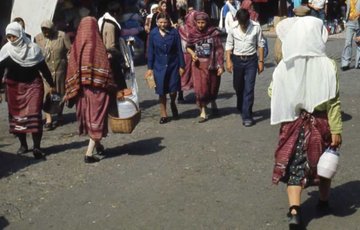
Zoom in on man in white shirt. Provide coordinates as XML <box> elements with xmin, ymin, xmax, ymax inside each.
<box><xmin>308</xmin><ymin>0</ymin><xmax>328</xmax><ymax>21</ymax></box>
<box><xmin>225</xmin><ymin>9</ymin><xmax>264</xmax><ymax>127</ymax></box>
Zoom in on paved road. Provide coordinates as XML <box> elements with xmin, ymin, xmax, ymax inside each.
<box><xmin>0</xmin><ymin>37</ymin><xmax>359</xmax><ymax>230</ymax></box>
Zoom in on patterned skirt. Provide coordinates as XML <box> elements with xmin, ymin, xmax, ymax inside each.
<box><xmin>6</xmin><ymin>78</ymin><xmax>44</xmax><ymax>134</ymax></box>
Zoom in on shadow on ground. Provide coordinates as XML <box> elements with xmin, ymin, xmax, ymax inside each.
<box><xmin>105</xmin><ymin>137</ymin><xmax>165</xmax><ymax>158</ymax></box>
<box><xmin>0</xmin><ymin>150</ymin><xmax>40</xmax><ymax>179</ymax></box>
<box><xmin>0</xmin><ymin>216</ymin><xmax>9</xmax><ymax>229</ymax></box>
<box><xmin>341</xmin><ymin>111</ymin><xmax>352</xmax><ymax>122</ymax></box>
<box><xmin>300</xmin><ymin>180</ymin><xmax>360</xmax><ymax>229</ymax></box>
<box><xmin>43</xmin><ymin>140</ymin><xmax>88</xmax><ymax>155</ymax></box>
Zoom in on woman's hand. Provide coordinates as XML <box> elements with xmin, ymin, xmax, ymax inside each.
<box><xmin>145</xmin><ymin>69</ymin><xmax>153</xmax><ymax>78</ymax></box>
<box><xmin>191</xmin><ymin>53</ymin><xmax>198</xmax><ymax>62</ymax></box>
<box><xmin>217</xmin><ymin>67</ymin><xmax>224</xmax><ymax>76</ymax></box>
<box><xmin>179</xmin><ymin>68</ymin><xmax>185</xmax><ymax>77</ymax></box>
<box><xmin>331</xmin><ymin>134</ymin><xmax>342</xmax><ymax>148</ymax></box>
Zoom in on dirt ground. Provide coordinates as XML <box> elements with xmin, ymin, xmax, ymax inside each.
<box><xmin>0</xmin><ymin>37</ymin><xmax>359</xmax><ymax>230</ymax></box>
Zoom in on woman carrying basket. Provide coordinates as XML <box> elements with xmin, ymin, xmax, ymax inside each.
<box><xmin>65</xmin><ymin>17</ymin><xmax>116</xmax><ymax>164</ymax></box>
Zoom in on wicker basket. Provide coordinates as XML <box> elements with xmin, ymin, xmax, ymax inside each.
<box><xmin>108</xmin><ymin>99</ymin><xmax>141</xmax><ymax>134</ymax></box>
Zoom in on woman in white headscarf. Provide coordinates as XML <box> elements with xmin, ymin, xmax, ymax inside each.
<box><xmin>269</xmin><ymin>16</ymin><xmax>342</xmax><ymax>228</ymax></box>
<box><xmin>0</xmin><ymin>22</ymin><xmax>56</xmax><ymax>159</ymax></box>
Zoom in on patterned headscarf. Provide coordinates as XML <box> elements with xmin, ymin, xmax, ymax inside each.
<box><xmin>186</xmin><ymin>11</ymin><xmax>220</xmax><ymax>45</ymax></box>
<box><xmin>65</xmin><ymin>17</ymin><xmax>114</xmax><ymax>100</ymax></box>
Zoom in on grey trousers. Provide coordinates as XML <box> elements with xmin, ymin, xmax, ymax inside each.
<box><xmin>341</xmin><ymin>20</ymin><xmax>360</xmax><ymax>68</ymax></box>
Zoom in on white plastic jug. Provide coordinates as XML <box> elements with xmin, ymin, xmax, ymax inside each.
<box><xmin>317</xmin><ymin>148</ymin><xmax>340</xmax><ymax>179</ymax></box>
<box><xmin>117</xmin><ymin>92</ymin><xmax>138</xmax><ymax>119</ymax></box>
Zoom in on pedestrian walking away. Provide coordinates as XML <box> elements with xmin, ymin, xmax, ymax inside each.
<box><xmin>0</xmin><ymin>22</ymin><xmax>56</xmax><ymax>159</ymax></box>
<box><xmin>185</xmin><ymin>11</ymin><xmax>224</xmax><ymax>123</ymax></box>
<box><xmin>225</xmin><ymin>9</ymin><xmax>265</xmax><ymax>127</ymax></box>
<box><xmin>146</xmin><ymin>12</ymin><xmax>185</xmax><ymax>124</ymax></box>
<box><xmin>269</xmin><ymin>16</ymin><xmax>342</xmax><ymax>229</ymax></box>
<box><xmin>65</xmin><ymin>17</ymin><xmax>116</xmax><ymax>164</ymax></box>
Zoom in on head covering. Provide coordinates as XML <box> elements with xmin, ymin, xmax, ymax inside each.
<box><xmin>65</xmin><ymin>17</ymin><xmax>114</xmax><ymax>100</ymax></box>
<box><xmin>41</xmin><ymin>19</ymin><xmax>54</xmax><ymax>30</ymax></box>
<box><xmin>241</xmin><ymin>0</ymin><xmax>259</xmax><ymax>21</ymax></box>
<box><xmin>194</xmin><ymin>11</ymin><xmax>209</xmax><ymax>21</ymax></box>
<box><xmin>186</xmin><ymin>11</ymin><xmax>220</xmax><ymax>44</ymax></box>
<box><xmin>0</xmin><ymin>22</ymin><xmax>44</xmax><ymax>67</ymax></box>
<box><xmin>147</xmin><ymin>4</ymin><xmax>159</xmax><ymax>19</ymax></box>
<box><xmin>178</xmin><ymin>9</ymin><xmax>196</xmax><ymax>41</ymax></box>
<box><xmin>271</xmin><ymin>16</ymin><xmax>337</xmax><ymax>125</ymax></box>
<box><xmin>293</xmin><ymin>5</ymin><xmax>310</xmax><ymax>16</ymax></box>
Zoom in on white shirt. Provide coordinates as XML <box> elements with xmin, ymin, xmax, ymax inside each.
<box><xmin>309</xmin><ymin>0</ymin><xmax>328</xmax><ymax>9</ymax></box>
<box><xmin>225</xmin><ymin>20</ymin><xmax>265</xmax><ymax>56</ymax></box>
<box><xmin>224</xmin><ymin>11</ymin><xmax>237</xmax><ymax>34</ymax></box>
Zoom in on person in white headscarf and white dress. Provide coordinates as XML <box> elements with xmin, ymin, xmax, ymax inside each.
<box><xmin>269</xmin><ymin>16</ymin><xmax>342</xmax><ymax>228</ymax></box>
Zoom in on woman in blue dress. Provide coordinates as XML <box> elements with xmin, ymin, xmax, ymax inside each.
<box><xmin>146</xmin><ymin>12</ymin><xmax>185</xmax><ymax>124</ymax></box>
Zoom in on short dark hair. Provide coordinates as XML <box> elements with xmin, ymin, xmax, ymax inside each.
<box><xmin>236</xmin><ymin>9</ymin><xmax>250</xmax><ymax>26</ymax></box>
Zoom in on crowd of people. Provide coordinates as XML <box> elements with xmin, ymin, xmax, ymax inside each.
<box><xmin>0</xmin><ymin>0</ymin><xmax>351</xmax><ymax>228</ymax></box>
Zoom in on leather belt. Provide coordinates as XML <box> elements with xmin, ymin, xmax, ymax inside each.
<box><xmin>233</xmin><ymin>53</ymin><xmax>257</xmax><ymax>60</ymax></box>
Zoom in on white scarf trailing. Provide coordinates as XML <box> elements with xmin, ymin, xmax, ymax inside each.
<box><xmin>271</xmin><ymin>16</ymin><xmax>337</xmax><ymax>125</ymax></box>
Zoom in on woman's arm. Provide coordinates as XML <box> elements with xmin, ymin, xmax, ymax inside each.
<box><xmin>38</xmin><ymin>60</ymin><xmax>55</xmax><ymax>88</ymax></box>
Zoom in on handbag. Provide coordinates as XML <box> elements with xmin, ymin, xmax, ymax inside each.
<box><xmin>43</xmin><ymin>93</ymin><xmax>62</xmax><ymax>114</ymax></box>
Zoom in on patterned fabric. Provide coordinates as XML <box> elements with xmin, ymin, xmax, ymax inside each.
<box><xmin>76</xmin><ymin>87</ymin><xmax>109</xmax><ymax>141</ymax></box>
<box><xmin>272</xmin><ymin>111</ymin><xmax>332</xmax><ymax>186</ymax></box>
<box><xmin>6</xmin><ymin>78</ymin><xmax>43</xmax><ymax>134</ymax></box>
<box><xmin>65</xmin><ymin>16</ymin><xmax>114</xmax><ymax>101</ymax></box>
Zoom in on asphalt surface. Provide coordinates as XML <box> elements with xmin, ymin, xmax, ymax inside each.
<box><xmin>0</xmin><ymin>36</ymin><xmax>359</xmax><ymax>230</ymax></box>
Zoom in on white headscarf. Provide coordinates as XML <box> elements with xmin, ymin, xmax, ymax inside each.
<box><xmin>147</xmin><ymin>4</ymin><xmax>159</xmax><ymax>19</ymax></box>
<box><xmin>98</xmin><ymin>12</ymin><xmax>121</xmax><ymax>32</ymax></box>
<box><xmin>0</xmin><ymin>22</ymin><xmax>44</xmax><ymax>67</ymax></box>
<box><xmin>271</xmin><ymin>16</ymin><xmax>337</xmax><ymax>125</ymax></box>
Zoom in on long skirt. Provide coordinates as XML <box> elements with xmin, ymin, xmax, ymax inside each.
<box><xmin>272</xmin><ymin>111</ymin><xmax>331</xmax><ymax>187</ymax></box>
<box><xmin>6</xmin><ymin>77</ymin><xmax>44</xmax><ymax>134</ymax></box>
<box><xmin>181</xmin><ymin>52</ymin><xmax>193</xmax><ymax>91</ymax></box>
<box><xmin>192</xmin><ymin>60</ymin><xmax>221</xmax><ymax>106</ymax></box>
<box><xmin>76</xmin><ymin>87</ymin><xmax>109</xmax><ymax>141</ymax></box>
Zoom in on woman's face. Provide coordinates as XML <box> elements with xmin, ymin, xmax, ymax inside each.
<box><xmin>157</xmin><ymin>18</ymin><xmax>169</xmax><ymax>31</ymax></box>
<box><xmin>6</xmin><ymin>34</ymin><xmax>18</xmax><ymax>42</ymax></box>
<box><xmin>196</xmin><ymin>19</ymin><xmax>207</xmax><ymax>31</ymax></box>
<box><xmin>160</xmin><ymin>3</ymin><xmax>167</xmax><ymax>12</ymax></box>
<box><xmin>152</xmin><ymin>7</ymin><xmax>158</xmax><ymax>14</ymax></box>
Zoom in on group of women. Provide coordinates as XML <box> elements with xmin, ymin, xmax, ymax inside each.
<box><xmin>146</xmin><ymin>8</ymin><xmax>224</xmax><ymax>123</ymax></box>
<box><xmin>0</xmin><ymin>4</ymin><xmax>343</xmax><ymax>229</ymax></box>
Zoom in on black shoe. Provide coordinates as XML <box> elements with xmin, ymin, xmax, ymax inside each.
<box><xmin>96</xmin><ymin>144</ymin><xmax>105</xmax><ymax>155</ymax></box>
<box><xmin>33</xmin><ymin>148</ymin><xmax>46</xmax><ymax>159</ymax></box>
<box><xmin>242</xmin><ymin>119</ymin><xmax>254</xmax><ymax>127</ymax></box>
<box><xmin>84</xmin><ymin>155</ymin><xmax>100</xmax><ymax>163</ymax></box>
<box><xmin>159</xmin><ymin>117</ymin><xmax>168</xmax><ymax>124</ymax></box>
<box><xmin>341</xmin><ymin>66</ymin><xmax>350</xmax><ymax>71</ymax></box>
<box><xmin>198</xmin><ymin>116</ymin><xmax>208</xmax><ymax>123</ymax></box>
<box><xmin>16</xmin><ymin>145</ymin><xmax>28</xmax><ymax>155</ymax></box>
<box><xmin>287</xmin><ymin>205</ymin><xmax>301</xmax><ymax>229</ymax></box>
<box><xmin>44</xmin><ymin>122</ymin><xmax>54</xmax><ymax>131</ymax></box>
